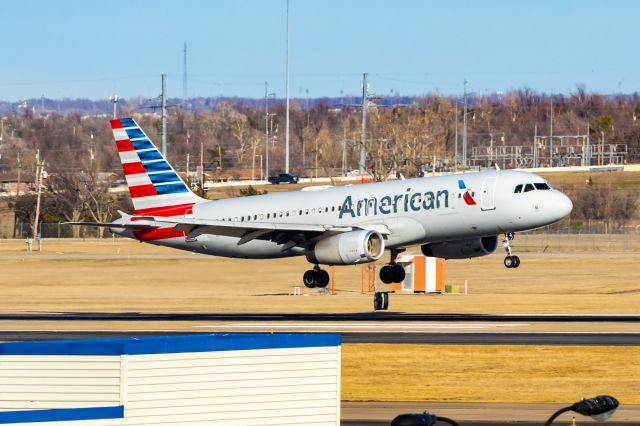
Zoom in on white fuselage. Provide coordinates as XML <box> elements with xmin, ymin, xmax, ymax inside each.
<box><xmin>115</xmin><ymin>170</ymin><xmax>572</xmax><ymax>259</ymax></box>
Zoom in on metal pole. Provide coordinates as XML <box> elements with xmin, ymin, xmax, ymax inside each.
<box><xmin>454</xmin><ymin>101</ymin><xmax>458</xmax><ymax>170</ymax></box>
<box><xmin>359</xmin><ymin>72</ymin><xmax>368</xmax><ymax>174</ymax></box>
<box><xmin>342</xmin><ymin>126</ymin><xmax>347</xmax><ymax>176</ymax></box>
<box><xmin>161</xmin><ymin>74</ymin><xmax>167</xmax><ymax>159</ymax></box>
<box><xmin>265</xmin><ymin>82</ymin><xmax>269</xmax><ymax>180</ymax></box>
<box><xmin>182</xmin><ymin>42</ymin><xmax>188</xmax><ymax>101</ymax></box>
<box><xmin>462</xmin><ymin>80</ymin><xmax>468</xmax><ymax>167</ymax></box>
<box><xmin>533</xmin><ymin>123</ymin><xmax>538</xmax><ymax>168</ymax></box>
<box><xmin>549</xmin><ymin>100</ymin><xmax>553</xmax><ymax>167</ymax></box>
<box><xmin>284</xmin><ymin>0</ymin><xmax>290</xmax><ymax>173</ymax></box>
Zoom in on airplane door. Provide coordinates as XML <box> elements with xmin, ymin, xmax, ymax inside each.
<box><xmin>480</xmin><ymin>177</ymin><xmax>497</xmax><ymax>211</ymax></box>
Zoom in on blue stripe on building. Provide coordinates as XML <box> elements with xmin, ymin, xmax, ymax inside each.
<box><xmin>143</xmin><ymin>161</ymin><xmax>172</xmax><ymax>172</ymax></box>
<box><xmin>154</xmin><ymin>183</ymin><xmax>189</xmax><ymax>195</ymax></box>
<box><xmin>119</xmin><ymin>118</ymin><xmax>136</xmax><ymax>128</ymax></box>
<box><xmin>149</xmin><ymin>172</ymin><xmax>180</xmax><ymax>184</ymax></box>
<box><xmin>125</xmin><ymin>128</ymin><xmax>145</xmax><ymax>139</ymax></box>
<box><xmin>131</xmin><ymin>139</ymin><xmax>154</xmax><ymax>150</ymax></box>
<box><xmin>0</xmin><ymin>333</ymin><xmax>341</xmax><ymax>356</ymax></box>
<box><xmin>0</xmin><ymin>406</ymin><xmax>124</xmax><ymax>424</ymax></box>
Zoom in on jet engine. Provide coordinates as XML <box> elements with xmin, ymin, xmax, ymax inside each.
<box><xmin>306</xmin><ymin>230</ymin><xmax>385</xmax><ymax>265</ymax></box>
<box><xmin>421</xmin><ymin>236</ymin><xmax>498</xmax><ymax>259</ymax></box>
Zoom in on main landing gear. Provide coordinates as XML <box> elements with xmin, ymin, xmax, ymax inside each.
<box><xmin>303</xmin><ymin>265</ymin><xmax>330</xmax><ymax>288</ymax></box>
<box><xmin>379</xmin><ymin>248</ymin><xmax>406</xmax><ymax>284</ymax></box>
<box><xmin>503</xmin><ymin>232</ymin><xmax>520</xmax><ymax>268</ymax></box>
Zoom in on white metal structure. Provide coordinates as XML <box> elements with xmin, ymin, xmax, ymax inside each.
<box><xmin>0</xmin><ymin>333</ymin><xmax>341</xmax><ymax>425</ymax></box>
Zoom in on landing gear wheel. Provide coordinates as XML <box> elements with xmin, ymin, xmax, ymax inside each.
<box><xmin>374</xmin><ymin>292</ymin><xmax>389</xmax><ymax>311</ymax></box>
<box><xmin>317</xmin><ymin>269</ymin><xmax>330</xmax><ymax>288</ymax></box>
<box><xmin>391</xmin><ymin>264</ymin><xmax>406</xmax><ymax>283</ymax></box>
<box><xmin>303</xmin><ymin>270</ymin><xmax>318</xmax><ymax>288</ymax></box>
<box><xmin>504</xmin><ymin>255</ymin><xmax>520</xmax><ymax>268</ymax></box>
<box><xmin>380</xmin><ymin>265</ymin><xmax>394</xmax><ymax>284</ymax></box>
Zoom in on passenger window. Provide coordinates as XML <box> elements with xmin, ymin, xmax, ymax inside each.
<box><xmin>260</xmin><ymin>214</ymin><xmax>264</xmax><ymax>220</ymax></box>
<box><xmin>299</xmin><ymin>209</ymin><xmax>303</xmax><ymax>215</ymax></box>
<box><xmin>524</xmin><ymin>183</ymin><xmax>535</xmax><ymax>192</ymax></box>
<box><xmin>305</xmin><ymin>209</ymin><xmax>309</xmax><ymax>215</ymax></box>
<box><xmin>331</xmin><ymin>206</ymin><xmax>335</xmax><ymax>212</ymax></box>
<box><xmin>253</xmin><ymin>215</ymin><xmax>257</xmax><ymax>220</ymax></box>
<box><xmin>325</xmin><ymin>207</ymin><xmax>329</xmax><ymax>213</ymax></box>
<box><xmin>514</xmin><ymin>184</ymin><xmax>523</xmax><ymax>193</ymax></box>
<box><xmin>286</xmin><ymin>211</ymin><xmax>290</xmax><ymax>217</ymax></box>
<box><xmin>534</xmin><ymin>183</ymin><xmax>551</xmax><ymax>190</ymax></box>
<box><xmin>266</xmin><ymin>213</ymin><xmax>270</xmax><ymax>219</ymax></box>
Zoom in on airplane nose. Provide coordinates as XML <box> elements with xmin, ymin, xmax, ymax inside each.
<box><xmin>556</xmin><ymin>191</ymin><xmax>573</xmax><ymax>218</ymax></box>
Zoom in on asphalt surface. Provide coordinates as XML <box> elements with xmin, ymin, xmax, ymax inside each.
<box><xmin>343</xmin><ymin>422</ymin><xmax>635</xmax><ymax>426</ymax></box>
<box><xmin>1</xmin><ymin>312</ymin><xmax>639</xmax><ymax>322</ymax></box>
<box><xmin>0</xmin><ymin>331</ymin><xmax>638</xmax><ymax>345</ymax></box>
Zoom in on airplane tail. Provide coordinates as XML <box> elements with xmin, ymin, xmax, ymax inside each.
<box><xmin>110</xmin><ymin>117</ymin><xmax>204</xmax><ymax>216</ymax></box>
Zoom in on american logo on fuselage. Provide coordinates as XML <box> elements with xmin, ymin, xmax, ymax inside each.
<box><xmin>339</xmin><ymin>188</ymin><xmax>450</xmax><ymax>219</ymax></box>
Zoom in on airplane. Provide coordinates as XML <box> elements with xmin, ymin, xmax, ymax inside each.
<box><xmin>70</xmin><ymin>117</ymin><xmax>573</xmax><ymax>289</ymax></box>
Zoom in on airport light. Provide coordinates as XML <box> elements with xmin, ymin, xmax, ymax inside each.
<box><xmin>544</xmin><ymin>395</ymin><xmax>619</xmax><ymax>426</ymax></box>
<box><xmin>391</xmin><ymin>411</ymin><xmax>460</xmax><ymax>426</ymax></box>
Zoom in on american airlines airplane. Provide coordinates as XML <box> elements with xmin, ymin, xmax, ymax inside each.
<box><xmin>73</xmin><ymin>118</ymin><xmax>573</xmax><ymax>289</ymax></box>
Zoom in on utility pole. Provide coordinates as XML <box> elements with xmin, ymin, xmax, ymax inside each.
<box><xmin>549</xmin><ymin>100</ymin><xmax>553</xmax><ymax>167</ymax></box>
<box><xmin>462</xmin><ymin>80</ymin><xmax>468</xmax><ymax>168</ymax></box>
<box><xmin>454</xmin><ymin>101</ymin><xmax>458</xmax><ymax>170</ymax></box>
<box><xmin>109</xmin><ymin>95</ymin><xmax>119</xmax><ymax>119</ymax></box>
<box><xmin>161</xmin><ymin>74</ymin><xmax>167</xmax><ymax>159</ymax></box>
<box><xmin>284</xmin><ymin>0</ymin><xmax>290</xmax><ymax>173</ymax></box>
<box><xmin>533</xmin><ymin>123</ymin><xmax>538</xmax><ymax>168</ymax></box>
<box><xmin>265</xmin><ymin>82</ymin><xmax>270</xmax><ymax>180</ymax></box>
<box><xmin>32</xmin><ymin>150</ymin><xmax>43</xmax><ymax>251</ymax></box>
<box><xmin>359</xmin><ymin>72</ymin><xmax>368</xmax><ymax>174</ymax></box>
<box><xmin>342</xmin><ymin>126</ymin><xmax>347</xmax><ymax>176</ymax></box>
<box><xmin>182</xmin><ymin>42</ymin><xmax>188</xmax><ymax>101</ymax></box>
<box><xmin>200</xmin><ymin>141</ymin><xmax>204</xmax><ymax>194</ymax></box>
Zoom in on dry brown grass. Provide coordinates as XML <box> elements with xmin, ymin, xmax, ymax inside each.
<box><xmin>0</xmin><ymin>238</ymin><xmax>639</xmax><ymax>313</ymax></box>
<box><xmin>342</xmin><ymin>344</ymin><xmax>640</xmax><ymax>404</ymax></box>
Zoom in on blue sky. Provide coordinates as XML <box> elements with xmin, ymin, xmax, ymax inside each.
<box><xmin>1</xmin><ymin>0</ymin><xmax>638</xmax><ymax>101</ymax></box>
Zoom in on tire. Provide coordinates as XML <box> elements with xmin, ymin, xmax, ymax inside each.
<box><xmin>317</xmin><ymin>270</ymin><xmax>330</xmax><ymax>288</ymax></box>
<box><xmin>513</xmin><ymin>256</ymin><xmax>521</xmax><ymax>268</ymax></box>
<box><xmin>379</xmin><ymin>265</ymin><xmax>393</xmax><ymax>284</ymax></box>
<box><xmin>392</xmin><ymin>264</ymin><xmax>406</xmax><ymax>283</ymax></box>
<box><xmin>303</xmin><ymin>270</ymin><xmax>318</xmax><ymax>288</ymax></box>
<box><xmin>503</xmin><ymin>256</ymin><xmax>514</xmax><ymax>268</ymax></box>
<box><xmin>374</xmin><ymin>292</ymin><xmax>388</xmax><ymax>311</ymax></box>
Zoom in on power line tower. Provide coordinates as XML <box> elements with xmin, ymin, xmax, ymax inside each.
<box><xmin>182</xmin><ymin>42</ymin><xmax>188</xmax><ymax>101</ymax></box>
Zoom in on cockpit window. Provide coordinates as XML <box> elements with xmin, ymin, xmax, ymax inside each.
<box><xmin>524</xmin><ymin>183</ymin><xmax>535</xmax><ymax>192</ymax></box>
<box><xmin>514</xmin><ymin>184</ymin><xmax>523</xmax><ymax>193</ymax></box>
<box><xmin>534</xmin><ymin>183</ymin><xmax>551</xmax><ymax>190</ymax></box>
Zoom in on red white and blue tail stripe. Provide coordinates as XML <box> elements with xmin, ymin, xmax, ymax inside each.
<box><xmin>110</xmin><ymin>118</ymin><xmax>203</xmax><ymax>216</ymax></box>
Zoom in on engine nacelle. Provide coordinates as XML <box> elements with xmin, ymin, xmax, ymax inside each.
<box><xmin>306</xmin><ymin>230</ymin><xmax>385</xmax><ymax>265</ymax></box>
<box><xmin>421</xmin><ymin>236</ymin><xmax>498</xmax><ymax>259</ymax></box>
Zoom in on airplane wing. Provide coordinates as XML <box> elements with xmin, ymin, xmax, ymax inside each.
<box><xmin>150</xmin><ymin>216</ymin><xmax>355</xmax><ymax>249</ymax></box>
<box><xmin>63</xmin><ymin>221</ymin><xmax>157</xmax><ymax>230</ymax></box>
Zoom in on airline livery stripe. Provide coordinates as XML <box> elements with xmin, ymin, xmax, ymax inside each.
<box><xmin>116</xmin><ymin>139</ymin><xmax>134</xmax><ymax>152</ymax></box>
<box><xmin>149</xmin><ymin>172</ymin><xmax>180</xmax><ymax>184</ymax></box>
<box><xmin>122</xmin><ymin>162</ymin><xmax>146</xmax><ymax>175</ymax></box>
<box><xmin>134</xmin><ymin>203</ymin><xmax>195</xmax><ymax>216</ymax></box>
<box><xmin>110</xmin><ymin>119</ymin><xmax>123</xmax><ymax>129</ymax></box>
<box><xmin>131</xmin><ymin>139</ymin><xmax>154</xmax><ymax>150</ymax></box>
<box><xmin>119</xmin><ymin>151</ymin><xmax>139</xmax><ymax>164</ymax></box>
<box><xmin>112</xmin><ymin>128</ymin><xmax>128</xmax><ymax>140</ymax></box>
<box><xmin>119</xmin><ymin>118</ymin><xmax>136</xmax><ymax>128</ymax></box>
<box><xmin>125</xmin><ymin>174</ymin><xmax>152</xmax><ymax>187</ymax></box>
<box><xmin>138</xmin><ymin>150</ymin><xmax>163</xmax><ymax>161</ymax></box>
<box><xmin>125</xmin><ymin>128</ymin><xmax>145</xmax><ymax>139</ymax></box>
<box><xmin>155</xmin><ymin>183</ymin><xmax>189</xmax><ymax>195</ymax></box>
<box><xmin>129</xmin><ymin>184</ymin><xmax>157</xmax><ymax>198</ymax></box>
<box><xmin>143</xmin><ymin>161</ymin><xmax>172</xmax><ymax>172</ymax></box>
<box><xmin>133</xmin><ymin>227</ymin><xmax>186</xmax><ymax>241</ymax></box>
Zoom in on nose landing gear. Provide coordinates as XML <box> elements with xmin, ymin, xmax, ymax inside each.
<box><xmin>503</xmin><ymin>232</ymin><xmax>520</xmax><ymax>268</ymax></box>
<box><xmin>303</xmin><ymin>265</ymin><xmax>330</xmax><ymax>288</ymax></box>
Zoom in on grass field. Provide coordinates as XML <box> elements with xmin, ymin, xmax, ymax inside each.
<box><xmin>0</xmin><ymin>237</ymin><xmax>639</xmax><ymax>313</ymax></box>
<box><xmin>342</xmin><ymin>344</ymin><xmax>640</xmax><ymax>404</ymax></box>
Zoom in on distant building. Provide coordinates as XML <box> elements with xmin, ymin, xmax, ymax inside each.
<box><xmin>0</xmin><ymin>173</ymin><xmax>35</xmax><ymax>196</ymax></box>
